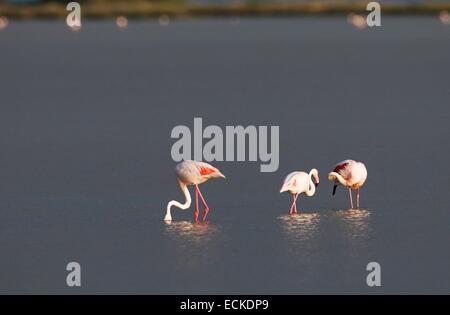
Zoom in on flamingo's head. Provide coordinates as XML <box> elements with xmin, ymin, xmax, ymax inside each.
<box><xmin>310</xmin><ymin>168</ymin><xmax>319</xmax><ymax>187</ymax></box>
<box><xmin>328</xmin><ymin>172</ymin><xmax>337</xmax><ymax>182</ymax></box>
<box><xmin>164</xmin><ymin>213</ymin><xmax>172</xmax><ymax>223</ymax></box>
<box><xmin>328</xmin><ymin>172</ymin><xmax>339</xmax><ymax>195</ymax></box>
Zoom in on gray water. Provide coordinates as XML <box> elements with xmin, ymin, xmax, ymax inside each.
<box><xmin>0</xmin><ymin>17</ymin><xmax>449</xmax><ymax>294</ymax></box>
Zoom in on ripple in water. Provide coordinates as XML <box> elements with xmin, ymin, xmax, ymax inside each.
<box><xmin>278</xmin><ymin>213</ymin><xmax>321</xmax><ymax>242</ymax></box>
<box><xmin>333</xmin><ymin>208</ymin><xmax>371</xmax><ymax>240</ymax></box>
<box><xmin>163</xmin><ymin>221</ymin><xmax>223</xmax><ymax>272</ymax></box>
<box><xmin>164</xmin><ymin>221</ymin><xmax>219</xmax><ymax>246</ymax></box>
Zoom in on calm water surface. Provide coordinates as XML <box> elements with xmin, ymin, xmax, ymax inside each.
<box><xmin>0</xmin><ymin>17</ymin><xmax>449</xmax><ymax>294</ymax></box>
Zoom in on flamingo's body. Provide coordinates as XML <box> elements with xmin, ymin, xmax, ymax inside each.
<box><xmin>164</xmin><ymin>160</ymin><xmax>225</xmax><ymax>223</ymax></box>
<box><xmin>280</xmin><ymin>169</ymin><xmax>319</xmax><ymax>214</ymax></box>
<box><xmin>328</xmin><ymin>159</ymin><xmax>367</xmax><ymax>208</ymax></box>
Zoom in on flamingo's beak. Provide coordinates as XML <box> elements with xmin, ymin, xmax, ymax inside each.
<box><xmin>332</xmin><ymin>184</ymin><xmax>337</xmax><ymax>196</ymax></box>
<box><xmin>218</xmin><ymin>172</ymin><xmax>226</xmax><ymax>179</ymax></box>
<box><xmin>313</xmin><ymin>173</ymin><xmax>320</xmax><ymax>188</ymax></box>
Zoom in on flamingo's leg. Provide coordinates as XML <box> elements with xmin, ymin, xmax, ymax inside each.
<box><xmin>294</xmin><ymin>193</ymin><xmax>299</xmax><ymax>214</ymax></box>
<box><xmin>348</xmin><ymin>188</ymin><xmax>354</xmax><ymax>209</ymax></box>
<box><xmin>196</xmin><ymin>185</ymin><xmax>210</xmax><ymax>222</ymax></box>
<box><xmin>356</xmin><ymin>188</ymin><xmax>360</xmax><ymax>208</ymax></box>
<box><xmin>194</xmin><ymin>185</ymin><xmax>199</xmax><ymax>222</ymax></box>
<box><xmin>289</xmin><ymin>194</ymin><xmax>295</xmax><ymax>215</ymax></box>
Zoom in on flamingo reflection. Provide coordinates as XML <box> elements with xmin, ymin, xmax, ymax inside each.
<box><xmin>164</xmin><ymin>220</ymin><xmax>219</xmax><ymax>244</ymax></box>
<box><xmin>279</xmin><ymin>213</ymin><xmax>321</xmax><ymax>242</ymax></box>
<box><xmin>333</xmin><ymin>208</ymin><xmax>371</xmax><ymax>240</ymax></box>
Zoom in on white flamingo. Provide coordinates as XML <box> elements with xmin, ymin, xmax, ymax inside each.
<box><xmin>164</xmin><ymin>160</ymin><xmax>225</xmax><ymax>223</ymax></box>
<box><xmin>280</xmin><ymin>169</ymin><xmax>319</xmax><ymax>215</ymax></box>
<box><xmin>328</xmin><ymin>159</ymin><xmax>367</xmax><ymax>208</ymax></box>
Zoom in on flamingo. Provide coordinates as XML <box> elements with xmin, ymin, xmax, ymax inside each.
<box><xmin>164</xmin><ymin>160</ymin><xmax>225</xmax><ymax>223</ymax></box>
<box><xmin>328</xmin><ymin>159</ymin><xmax>367</xmax><ymax>209</ymax></box>
<box><xmin>280</xmin><ymin>169</ymin><xmax>319</xmax><ymax>215</ymax></box>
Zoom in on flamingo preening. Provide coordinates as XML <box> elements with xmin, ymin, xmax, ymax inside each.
<box><xmin>280</xmin><ymin>169</ymin><xmax>319</xmax><ymax>215</ymax></box>
<box><xmin>328</xmin><ymin>159</ymin><xmax>367</xmax><ymax>209</ymax></box>
<box><xmin>164</xmin><ymin>160</ymin><xmax>225</xmax><ymax>223</ymax></box>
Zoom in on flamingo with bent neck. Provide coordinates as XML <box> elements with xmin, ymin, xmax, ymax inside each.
<box><xmin>328</xmin><ymin>159</ymin><xmax>367</xmax><ymax>209</ymax></box>
<box><xmin>164</xmin><ymin>160</ymin><xmax>225</xmax><ymax>223</ymax></box>
<box><xmin>280</xmin><ymin>169</ymin><xmax>320</xmax><ymax>215</ymax></box>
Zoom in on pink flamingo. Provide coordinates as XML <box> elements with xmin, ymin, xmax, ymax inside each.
<box><xmin>328</xmin><ymin>159</ymin><xmax>367</xmax><ymax>209</ymax></box>
<box><xmin>280</xmin><ymin>169</ymin><xmax>319</xmax><ymax>215</ymax></box>
<box><xmin>164</xmin><ymin>160</ymin><xmax>225</xmax><ymax>223</ymax></box>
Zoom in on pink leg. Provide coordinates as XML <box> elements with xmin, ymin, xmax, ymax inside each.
<box><xmin>196</xmin><ymin>185</ymin><xmax>210</xmax><ymax>222</ymax></box>
<box><xmin>348</xmin><ymin>188</ymin><xmax>354</xmax><ymax>209</ymax></box>
<box><xmin>289</xmin><ymin>195</ymin><xmax>295</xmax><ymax>215</ymax></box>
<box><xmin>194</xmin><ymin>186</ymin><xmax>199</xmax><ymax>222</ymax></box>
<box><xmin>294</xmin><ymin>193</ymin><xmax>299</xmax><ymax>214</ymax></box>
<box><xmin>356</xmin><ymin>189</ymin><xmax>360</xmax><ymax>208</ymax></box>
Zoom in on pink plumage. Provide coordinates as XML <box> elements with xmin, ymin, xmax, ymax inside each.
<box><xmin>328</xmin><ymin>159</ymin><xmax>367</xmax><ymax>209</ymax></box>
<box><xmin>164</xmin><ymin>160</ymin><xmax>225</xmax><ymax>223</ymax></box>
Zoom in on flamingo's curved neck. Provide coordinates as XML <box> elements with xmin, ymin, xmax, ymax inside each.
<box><xmin>305</xmin><ymin>175</ymin><xmax>316</xmax><ymax>197</ymax></box>
<box><xmin>329</xmin><ymin>172</ymin><xmax>348</xmax><ymax>186</ymax></box>
<box><xmin>165</xmin><ymin>180</ymin><xmax>191</xmax><ymax>221</ymax></box>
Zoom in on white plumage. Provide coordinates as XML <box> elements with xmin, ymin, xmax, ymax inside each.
<box><xmin>280</xmin><ymin>169</ymin><xmax>319</xmax><ymax>215</ymax></box>
<box><xmin>164</xmin><ymin>160</ymin><xmax>225</xmax><ymax>223</ymax></box>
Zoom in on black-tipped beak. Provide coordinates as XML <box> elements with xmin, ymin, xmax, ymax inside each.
<box><xmin>332</xmin><ymin>185</ymin><xmax>337</xmax><ymax>196</ymax></box>
<box><xmin>315</xmin><ymin>182</ymin><xmax>319</xmax><ymax>188</ymax></box>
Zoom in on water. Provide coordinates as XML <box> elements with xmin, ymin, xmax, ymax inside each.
<box><xmin>0</xmin><ymin>17</ymin><xmax>449</xmax><ymax>294</ymax></box>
